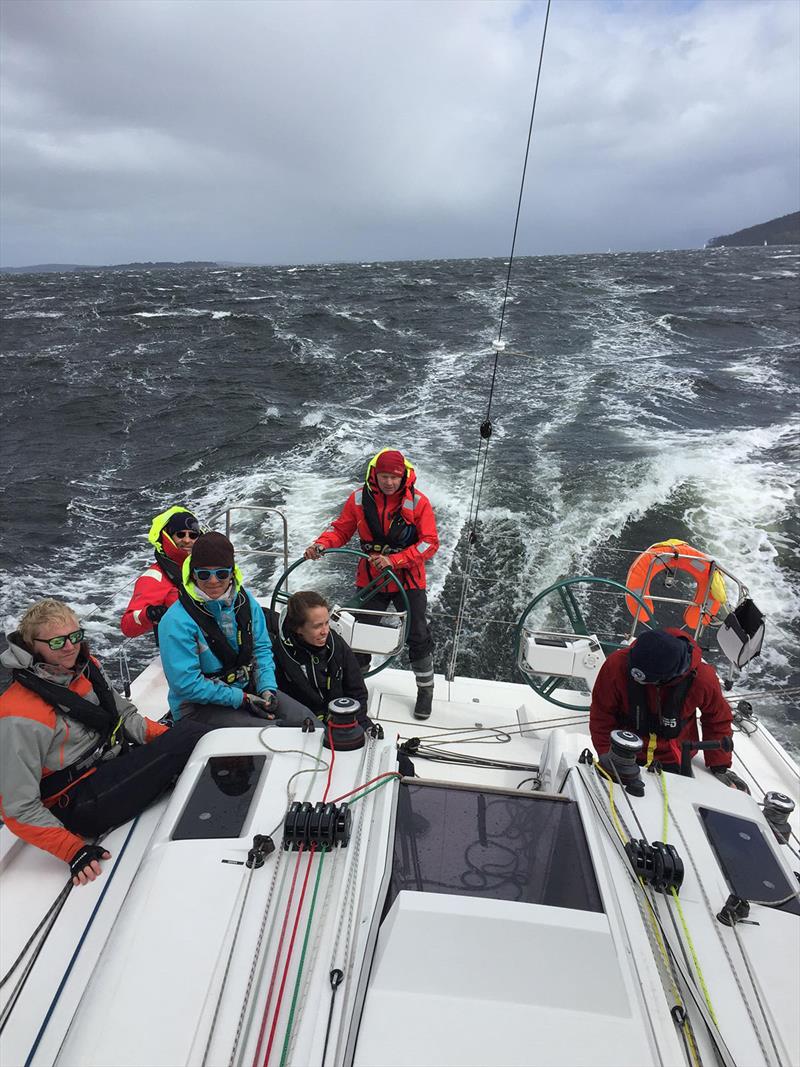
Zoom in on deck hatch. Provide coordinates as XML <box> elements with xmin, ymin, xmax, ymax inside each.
<box><xmin>386</xmin><ymin>781</ymin><xmax>603</xmax><ymax>912</ymax></box>
<box><xmin>699</xmin><ymin>807</ymin><xmax>800</xmax><ymax>916</ymax></box>
<box><xmin>172</xmin><ymin>754</ymin><xmax>266</xmax><ymax>840</ymax></box>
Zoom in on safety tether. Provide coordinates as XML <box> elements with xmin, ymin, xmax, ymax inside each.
<box><xmin>448</xmin><ymin>0</ymin><xmax>552</xmax><ymax>680</ymax></box>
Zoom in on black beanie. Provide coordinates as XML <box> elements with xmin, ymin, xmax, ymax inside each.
<box><xmin>629</xmin><ymin>629</ymin><xmax>691</xmax><ymax>684</ymax></box>
<box><xmin>164</xmin><ymin>510</ymin><xmax>200</xmax><ymax>537</ymax></box>
<box><xmin>191</xmin><ymin>532</ymin><xmax>235</xmax><ymax>570</ymax></box>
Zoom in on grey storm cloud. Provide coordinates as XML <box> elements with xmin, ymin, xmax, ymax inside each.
<box><xmin>1</xmin><ymin>0</ymin><xmax>798</xmax><ymax>266</ymax></box>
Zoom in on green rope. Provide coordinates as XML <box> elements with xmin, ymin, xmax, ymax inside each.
<box><xmin>345</xmin><ymin>775</ymin><xmax>399</xmax><ymax>807</ymax></box>
<box><xmin>279</xmin><ymin>846</ymin><xmax>328</xmax><ymax>1067</ymax></box>
<box><xmin>276</xmin><ymin>776</ymin><xmax>398</xmax><ymax>1064</ymax></box>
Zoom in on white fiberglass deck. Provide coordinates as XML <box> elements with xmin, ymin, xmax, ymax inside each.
<box><xmin>1</xmin><ymin>660</ymin><xmax>798</xmax><ymax>1067</ymax></box>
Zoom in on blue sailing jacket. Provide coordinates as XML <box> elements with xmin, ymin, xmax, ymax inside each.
<box><xmin>158</xmin><ymin>583</ymin><xmax>276</xmax><ymax>718</ymax></box>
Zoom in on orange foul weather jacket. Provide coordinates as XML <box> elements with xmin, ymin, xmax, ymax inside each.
<box><xmin>315</xmin><ymin>458</ymin><xmax>439</xmax><ymax>593</ymax></box>
<box><xmin>0</xmin><ymin>637</ymin><xmax>166</xmax><ymax>862</ymax></box>
<box><xmin>590</xmin><ymin>630</ymin><xmax>734</xmax><ymax>769</ymax></box>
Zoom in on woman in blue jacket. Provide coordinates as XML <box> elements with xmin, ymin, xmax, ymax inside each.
<box><xmin>158</xmin><ymin>532</ymin><xmax>309</xmax><ymax>727</ymax></box>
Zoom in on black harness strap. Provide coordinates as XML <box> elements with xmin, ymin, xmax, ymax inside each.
<box><xmin>177</xmin><ymin>587</ymin><xmax>254</xmax><ymax>683</ymax></box>
<box><xmin>14</xmin><ymin>659</ymin><xmax>119</xmax><ymax>739</ymax></box>
<box><xmin>14</xmin><ymin>660</ymin><xmax>124</xmax><ymax>802</ymax></box>
<box><xmin>154</xmin><ymin>547</ymin><xmax>184</xmax><ymax>588</ymax></box>
<box><xmin>624</xmin><ymin>668</ymin><xmax>697</xmax><ymax>740</ymax></box>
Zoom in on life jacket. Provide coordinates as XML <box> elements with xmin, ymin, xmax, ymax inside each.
<box><xmin>265</xmin><ymin>610</ymin><xmax>344</xmax><ymax>715</ymax></box>
<box><xmin>154</xmin><ymin>544</ymin><xmax>184</xmax><ymax>587</ymax></box>
<box><xmin>285</xmin><ymin>634</ymin><xmax>342</xmax><ymax>712</ymax></box>
<box><xmin>13</xmin><ymin>656</ymin><xmax>125</xmax><ymax>801</ymax></box>
<box><xmin>359</xmin><ymin>450</ymin><xmax>419</xmax><ymax>556</ymax></box>
<box><xmin>359</xmin><ymin>487</ymin><xmax>419</xmax><ymax>555</ymax></box>
<box><xmin>622</xmin><ymin>664</ymin><xmax>697</xmax><ymax>740</ymax></box>
<box><xmin>177</xmin><ymin>573</ymin><xmax>255</xmax><ymax>686</ymax></box>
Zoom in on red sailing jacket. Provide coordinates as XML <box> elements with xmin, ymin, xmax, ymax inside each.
<box><xmin>589</xmin><ymin>630</ymin><xmax>734</xmax><ymax>769</ymax></box>
<box><xmin>121</xmin><ymin>536</ymin><xmax>188</xmax><ymax>637</ymax></box>
<box><xmin>315</xmin><ymin>461</ymin><xmax>439</xmax><ymax>592</ymax></box>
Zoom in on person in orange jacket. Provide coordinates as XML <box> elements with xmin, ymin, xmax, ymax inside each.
<box><xmin>0</xmin><ymin>598</ymin><xmax>210</xmax><ymax>885</ymax></box>
<box><xmin>590</xmin><ymin>627</ymin><xmax>748</xmax><ymax>790</ymax></box>
<box><xmin>121</xmin><ymin>505</ymin><xmax>202</xmax><ymax>638</ymax></box>
<box><xmin>305</xmin><ymin>449</ymin><xmax>439</xmax><ymax>719</ymax></box>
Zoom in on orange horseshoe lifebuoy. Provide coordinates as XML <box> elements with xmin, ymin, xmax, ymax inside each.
<box><xmin>625</xmin><ymin>539</ymin><xmax>727</xmax><ymax>629</ymax></box>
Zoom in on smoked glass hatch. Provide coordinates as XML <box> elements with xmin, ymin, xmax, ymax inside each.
<box><xmin>699</xmin><ymin>807</ymin><xmax>800</xmax><ymax>916</ymax></box>
<box><xmin>386</xmin><ymin>782</ymin><xmax>603</xmax><ymax>913</ymax></box>
<box><xmin>172</xmin><ymin>754</ymin><xmax>267</xmax><ymax>840</ymax></box>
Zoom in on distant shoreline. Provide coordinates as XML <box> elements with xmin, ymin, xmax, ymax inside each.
<box><xmin>2</xmin><ymin>236</ymin><xmax>799</xmax><ymax>276</ymax></box>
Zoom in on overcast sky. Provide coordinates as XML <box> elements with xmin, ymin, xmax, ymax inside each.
<box><xmin>1</xmin><ymin>0</ymin><xmax>798</xmax><ymax>266</ymax></box>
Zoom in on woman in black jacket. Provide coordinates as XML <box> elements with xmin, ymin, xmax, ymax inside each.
<box><xmin>265</xmin><ymin>591</ymin><xmax>369</xmax><ymax>726</ymax></box>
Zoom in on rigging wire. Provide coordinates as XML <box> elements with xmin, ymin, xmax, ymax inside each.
<box><xmin>449</xmin><ymin>0</ymin><xmax>552</xmax><ymax>681</ymax></box>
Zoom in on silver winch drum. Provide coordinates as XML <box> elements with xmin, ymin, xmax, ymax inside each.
<box><xmin>610</xmin><ymin>729</ymin><xmax>644</xmax><ymax>756</ymax></box>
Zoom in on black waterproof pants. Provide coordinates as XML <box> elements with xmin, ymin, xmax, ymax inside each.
<box><xmin>354</xmin><ymin>587</ymin><xmax>433</xmax><ymax>665</ymax></box>
<box><xmin>56</xmin><ymin>717</ymin><xmax>212</xmax><ymax>839</ymax></box>
<box><xmin>179</xmin><ymin>691</ymin><xmax>311</xmax><ymax>729</ymax></box>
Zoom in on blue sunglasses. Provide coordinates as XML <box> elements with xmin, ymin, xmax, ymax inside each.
<box><xmin>193</xmin><ymin>567</ymin><xmax>233</xmax><ymax>581</ymax></box>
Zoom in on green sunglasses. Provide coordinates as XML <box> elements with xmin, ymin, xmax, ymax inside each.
<box><xmin>34</xmin><ymin>628</ymin><xmax>85</xmax><ymax>651</ymax></box>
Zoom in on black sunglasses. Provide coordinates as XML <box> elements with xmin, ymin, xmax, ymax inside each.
<box><xmin>173</xmin><ymin>529</ymin><xmax>200</xmax><ymax>540</ymax></box>
<box><xmin>34</xmin><ymin>628</ymin><xmax>85</xmax><ymax>651</ymax></box>
<box><xmin>193</xmin><ymin>567</ymin><xmax>233</xmax><ymax>581</ymax></box>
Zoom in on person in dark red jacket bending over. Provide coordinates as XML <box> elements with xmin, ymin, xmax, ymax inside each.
<box><xmin>121</xmin><ymin>505</ymin><xmax>201</xmax><ymax>638</ymax></box>
<box><xmin>590</xmin><ymin>627</ymin><xmax>749</xmax><ymax>791</ymax></box>
<box><xmin>304</xmin><ymin>449</ymin><xmax>439</xmax><ymax>720</ymax></box>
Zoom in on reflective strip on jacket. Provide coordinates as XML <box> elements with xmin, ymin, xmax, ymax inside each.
<box><xmin>315</xmin><ymin>460</ymin><xmax>439</xmax><ymax>591</ymax></box>
<box><xmin>121</xmin><ymin>563</ymin><xmax>181</xmax><ymax>637</ymax></box>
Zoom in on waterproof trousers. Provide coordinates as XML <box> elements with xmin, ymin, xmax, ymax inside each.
<box><xmin>56</xmin><ymin>717</ymin><xmax>212</xmax><ymax>838</ymax></box>
<box><xmin>354</xmin><ymin>588</ymin><xmax>434</xmax><ymax>680</ymax></box>
<box><xmin>180</xmin><ymin>691</ymin><xmax>311</xmax><ymax>729</ymax></box>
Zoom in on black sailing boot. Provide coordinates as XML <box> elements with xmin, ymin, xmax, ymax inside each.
<box><xmin>413</xmin><ymin>686</ymin><xmax>433</xmax><ymax>720</ymax></box>
<box><xmin>411</xmin><ymin>654</ymin><xmax>435</xmax><ymax>720</ymax></box>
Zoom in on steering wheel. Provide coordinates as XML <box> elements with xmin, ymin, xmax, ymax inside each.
<box><xmin>515</xmin><ymin>576</ymin><xmax>654</xmax><ymax>711</ymax></box>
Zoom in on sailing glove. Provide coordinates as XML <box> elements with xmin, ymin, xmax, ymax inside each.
<box><xmin>69</xmin><ymin>843</ymin><xmax>110</xmax><ymax>880</ymax></box>
<box><xmin>146</xmin><ymin>604</ymin><xmax>168</xmax><ymax>624</ymax></box>
<box><xmin>711</xmin><ymin>767</ymin><xmax>751</xmax><ymax>793</ymax></box>
<box><xmin>243</xmin><ymin>692</ymin><xmax>277</xmax><ymax>719</ymax></box>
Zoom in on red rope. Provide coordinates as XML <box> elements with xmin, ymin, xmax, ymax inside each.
<box><xmin>321</xmin><ymin>722</ymin><xmax>336</xmax><ymax>803</ymax></box>
<box><xmin>251</xmin><ymin>844</ymin><xmax>305</xmax><ymax>1067</ymax></box>
<box><xmin>261</xmin><ymin>844</ymin><xmax>317</xmax><ymax>1067</ymax></box>
<box><xmin>330</xmin><ymin>772</ymin><xmax>400</xmax><ymax>805</ymax></box>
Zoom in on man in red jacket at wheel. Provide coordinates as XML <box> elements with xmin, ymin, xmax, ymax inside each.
<box><xmin>305</xmin><ymin>449</ymin><xmax>439</xmax><ymax>720</ymax></box>
<box><xmin>590</xmin><ymin>627</ymin><xmax>749</xmax><ymax>791</ymax></box>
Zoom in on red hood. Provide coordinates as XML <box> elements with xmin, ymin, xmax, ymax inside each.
<box><xmin>366</xmin><ymin>463</ymin><xmax>416</xmax><ymax>499</ymax></box>
<box><xmin>159</xmin><ymin>533</ymin><xmax>190</xmax><ymax>565</ymax></box>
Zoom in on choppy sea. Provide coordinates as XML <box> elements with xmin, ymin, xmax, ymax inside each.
<box><xmin>1</xmin><ymin>248</ymin><xmax>798</xmax><ymax>751</ymax></box>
